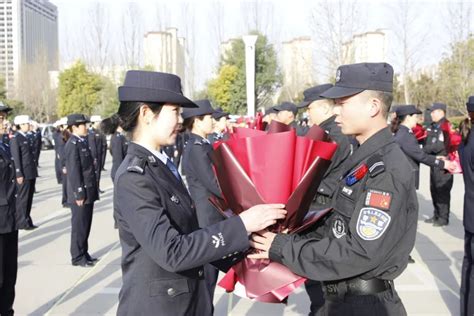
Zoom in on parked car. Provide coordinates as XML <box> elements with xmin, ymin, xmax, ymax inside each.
<box><xmin>41</xmin><ymin>124</ymin><xmax>55</xmax><ymax>150</ymax></box>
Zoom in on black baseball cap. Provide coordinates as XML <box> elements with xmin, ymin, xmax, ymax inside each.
<box><xmin>430</xmin><ymin>102</ymin><xmax>447</xmax><ymax>112</ymax></box>
<box><xmin>274</xmin><ymin>102</ymin><xmax>298</xmax><ymax>115</ymax></box>
<box><xmin>467</xmin><ymin>96</ymin><xmax>474</xmax><ymax>112</ymax></box>
<box><xmin>264</xmin><ymin>106</ymin><xmax>278</xmax><ymax>116</ymax></box>
<box><xmin>297</xmin><ymin>83</ymin><xmax>334</xmax><ymax>108</ymax></box>
<box><xmin>321</xmin><ymin>62</ymin><xmax>394</xmax><ymax>99</ymax></box>
<box><xmin>396</xmin><ymin>105</ymin><xmax>422</xmax><ymax>117</ymax></box>
<box><xmin>67</xmin><ymin>114</ymin><xmax>90</xmax><ymax>126</ymax></box>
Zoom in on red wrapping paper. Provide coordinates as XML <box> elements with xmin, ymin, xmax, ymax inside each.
<box><xmin>210</xmin><ymin>120</ymin><xmax>337</xmax><ymax>303</ymax></box>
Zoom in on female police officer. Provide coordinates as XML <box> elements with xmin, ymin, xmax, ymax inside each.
<box><xmin>392</xmin><ymin>105</ymin><xmax>456</xmax><ymax>190</ymax></box>
<box><xmin>64</xmin><ymin>114</ymin><xmax>99</xmax><ymax>267</ymax></box>
<box><xmin>181</xmin><ymin>99</ymin><xmax>225</xmax><ymax>302</ymax></box>
<box><xmin>113</xmin><ymin>70</ymin><xmax>286</xmax><ymax>316</ymax></box>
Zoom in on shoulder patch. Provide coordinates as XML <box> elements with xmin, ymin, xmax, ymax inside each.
<box><xmin>356</xmin><ymin>207</ymin><xmax>391</xmax><ymax>241</ymax></box>
<box><xmin>367</xmin><ymin>154</ymin><xmax>385</xmax><ymax>177</ymax></box>
<box><xmin>194</xmin><ymin>139</ymin><xmax>203</xmax><ymax>145</ymax></box>
<box><xmin>127</xmin><ymin>156</ymin><xmax>146</xmax><ymax>174</ymax></box>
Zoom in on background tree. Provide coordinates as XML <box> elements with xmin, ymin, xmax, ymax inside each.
<box><xmin>57</xmin><ymin>61</ymin><xmax>103</xmax><ymax>116</ymax></box>
<box><xmin>207</xmin><ymin>64</ymin><xmax>238</xmax><ymax>112</ymax></box>
<box><xmin>207</xmin><ymin>32</ymin><xmax>281</xmax><ymax>114</ymax></box>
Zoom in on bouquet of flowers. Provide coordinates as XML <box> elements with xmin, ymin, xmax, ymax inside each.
<box><xmin>210</xmin><ymin>121</ymin><xmax>338</xmax><ymax>303</ymax></box>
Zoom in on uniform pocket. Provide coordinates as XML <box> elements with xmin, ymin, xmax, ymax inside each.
<box><xmin>149</xmin><ymin>278</ymin><xmax>190</xmax><ymax>297</ymax></box>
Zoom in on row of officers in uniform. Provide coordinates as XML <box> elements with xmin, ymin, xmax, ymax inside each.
<box><xmin>0</xmin><ymin>67</ymin><xmax>473</xmax><ymax>316</ymax></box>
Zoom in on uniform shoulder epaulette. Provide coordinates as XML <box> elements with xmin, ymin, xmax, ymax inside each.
<box><xmin>127</xmin><ymin>156</ymin><xmax>146</xmax><ymax>174</ymax></box>
<box><xmin>194</xmin><ymin>139</ymin><xmax>203</xmax><ymax>145</ymax></box>
<box><xmin>367</xmin><ymin>153</ymin><xmax>385</xmax><ymax>177</ymax></box>
<box><xmin>71</xmin><ymin>138</ymin><xmax>77</xmax><ymax>145</ymax></box>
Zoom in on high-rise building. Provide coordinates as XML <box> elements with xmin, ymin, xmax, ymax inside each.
<box><xmin>143</xmin><ymin>28</ymin><xmax>186</xmax><ymax>92</ymax></box>
<box><xmin>0</xmin><ymin>0</ymin><xmax>58</xmax><ymax>94</ymax></box>
<box><xmin>280</xmin><ymin>37</ymin><xmax>314</xmax><ymax>101</ymax></box>
<box><xmin>342</xmin><ymin>29</ymin><xmax>387</xmax><ymax>64</ymax></box>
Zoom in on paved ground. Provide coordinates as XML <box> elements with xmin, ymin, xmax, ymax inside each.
<box><xmin>13</xmin><ymin>149</ymin><xmax>465</xmax><ymax>315</ymax></box>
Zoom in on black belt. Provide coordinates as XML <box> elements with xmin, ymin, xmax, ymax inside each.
<box><xmin>322</xmin><ymin>278</ymin><xmax>392</xmax><ymax>300</ymax></box>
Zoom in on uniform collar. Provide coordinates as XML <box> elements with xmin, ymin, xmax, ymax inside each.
<box><xmin>399</xmin><ymin>125</ymin><xmax>412</xmax><ymax>133</ymax></box>
<box><xmin>190</xmin><ymin>132</ymin><xmax>210</xmax><ymax>144</ymax></box>
<box><xmin>319</xmin><ymin>115</ymin><xmax>337</xmax><ymax>131</ymax></box>
<box><xmin>342</xmin><ymin>127</ymin><xmax>394</xmax><ymax>176</ymax></box>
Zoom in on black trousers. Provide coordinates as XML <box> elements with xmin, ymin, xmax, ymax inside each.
<box><xmin>429</xmin><ymin>168</ymin><xmax>453</xmax><ymax>223</ymax></box>
<box><xmin>461</xmin><ymin>231</ymin><xmax>474</xmax><ymax>316</ymax></box>
<box><xmin>305</xmin><ymin>280</ymin><xmax>325</xmax><ymax>315</ymax></box>
<box><xmin>0</xmin><ymin>231</ymin><xmax>18</xmax><ymax>316</ymax></box>
<box><xmin>15</xmin><ymin>179</ymin><xmax>35</xmax><ymax>229</ymax></box>
<box><xmin>315</xmin><ymin>287</ymin><xmax>406</xmax><ymax>316</ymax></box>
<box><xmin>70</xmin><ymin>202</ymin><xmax>94</xmax><ymax>264</ymax></box>
<box><xmin>61</xmin><ymin>173</ymin><xmax>68</xmax><ymax>205</ymax></box>
<box><xmin>54</xmin><ymin>159</ymin><xmax>62</xmax><ymax>184</ymax></box>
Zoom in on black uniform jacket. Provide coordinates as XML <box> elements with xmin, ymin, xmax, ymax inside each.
<box><xmin>460</xmin><ymin>131</ymin><xmax>474</xmax><ymax>233</ymax></box>
<box><xmin>182</xmin><ymin>133</ymin><xmax>225</xmax><ymax>228</ymax></box>
<box><xmin>87</xmin><ymin>128</ymin><xmax>103</xmax><ymax>166</ymax></box>
<box><xmin>395</xmin><ymin>125</ymin><xmax>445</xmax><ymax>189</ymax></box>
<box><xmin>10</xmin><ymin>132</ymin><xmax>37</xmax><ymax>180</ymax></box>
<box><xmin>110</xmin><ymin>132</ymin><xmax>128</xmax><ymax>180</ymax></box>
<box><xmin>53</xmin><ymin>131</ymin><xmax>66</xmax><ymax>180</ymax></box>
<box><xmin>269</xmin><ymin>127</ymin><xmax>418</xmax><ymax>282</ymax></box>
<box><xmin>114</xmin><ymin>142</ymin><xmax>250</xmax><ymax>316</ymax></box>
<box><xmin>0</xmin><ymin>142</ymin><xmax>16</xmax><ymax>233</ymax></box>
<box><xmin>424</xmin><ymin>118</ymin><xmax>450</xmax><ymax>156</ymax></box>
<box><xmin>315</xmin><ymin>115</ymin><xmax>353</xmax><ymax>199</ymax></box>
<box><xmin>64</xmin><ymin>134</ymin><xmax>98</xmax><ymax>205</ymax></box>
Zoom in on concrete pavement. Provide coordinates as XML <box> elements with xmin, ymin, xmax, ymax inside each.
<box><xmin>13</xmin><ymin>150</ymin><xmax>465</xmax><ymax>315</ymax></box>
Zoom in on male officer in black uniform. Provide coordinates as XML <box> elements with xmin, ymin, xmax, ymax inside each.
<box><xmin>250</xmin><ymin>63</ymin><xmax>418</xmax><ymax>316</ymax></box>
<box><xmin>208</xmin><ymin>107</ymin><xmax>229</xmax><ymax>145</ymax></box>
<box><xmin>274</xmin><ymin>102</ymin><xmax>307</xmax><ymax>135</ymax></box>
<box><xmin>297</xmin><ymin>83</ymin><xmax>354</xmax><ymax>314</ymax></box>
<box><xmin>10</xmin><ymin>115</ymin><xmax>38</xmax><ymax>230</ymax></box>
<box><xmin>0</xmin><ymin>103</ymin><xmax>18</xmax><ymax>316</ymax></box>
<box><xmin>65</xmin><ymin>114</ymin><xmax>99</xmax><ymax>267</ymax></box>
<box><xmin>423</xmin><ymin>102</ymin><xmax>453</xmax><ymax>226</ymax></box>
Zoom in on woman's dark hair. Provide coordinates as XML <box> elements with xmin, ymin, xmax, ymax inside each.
<box><xmin>459</xmin><ymin>116</ymin><xmax>472</xmax><ymax>145</ymax></box>
<box><xmin>101</xmin><ymin>114</ymin><xmax>121</xmax><ymax>135</ymax></box>
<box><xmin>183</xmin><ymin>115</ymin><xmax>206</xmax><ymax>131</ymax></box>
<box><xmin>390</xmin><ymin>115</ymin><xmax>407</xmax><ymax>134</ymax></box>
<box><xmin>117</xmin><ymin>101</ymin><xmax>164</xmax><ymax>134</ymax></box>
<box><xmin>62</xmin><ymin>128</ymin><xmax>71</xmax><ymax>142</ymax></box>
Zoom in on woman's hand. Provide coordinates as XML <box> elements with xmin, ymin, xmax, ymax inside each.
<box><xmin>247</xmin><ymin>231</ymin><xmax>278</xmax><ymax>259</ymax></box>
<box><xmin>239</xmin><ymin>204</ymin><xmax>286</xmax><ymax>233</ymax></box>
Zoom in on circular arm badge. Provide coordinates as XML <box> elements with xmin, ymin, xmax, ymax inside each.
<box><xmin>356</xmin><ymin>207</ymin><xmax>391</xmax><ymax>241</ymax></box>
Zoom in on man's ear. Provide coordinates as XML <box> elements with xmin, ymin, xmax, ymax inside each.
<box><xmin>368</xmin><ymin>97</ymin><xmax>382</xmax><ymax>118</ymax></box>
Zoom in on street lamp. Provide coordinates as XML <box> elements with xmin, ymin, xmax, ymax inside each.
<box><xmin>243</xmin><ymin>35</ymin><xmax>258</xmax><ymax>117</ymax></box>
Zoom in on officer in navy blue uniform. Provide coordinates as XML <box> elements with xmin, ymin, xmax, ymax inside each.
<box><xmin>297</xmin><ymin>83</ymin><xmax>354</xmax><ymax>314</ymax></box>
<box><xmin>423</xmin><ymin>102</ymin><xmax>453</xmax><ymax>226</ymax></box>
<box><xmin>393</xmin><ymin>105</ymin><xmax>455</xmax><ymax>189</ymax></box>
<box><xmin>113</xmin><ymin>70</ymin><xmax>286</xmax><ymax>316</ymax></box>
<box><xmin>460</xmin><ymin>96</ymin><xmax>474</xmax><ymax>316</ymax></box>
<box><xmin>88</xmin><ymin>116</ymin><xmax>105</xmax><ymax>193</ymax></box>
<box><xmin>53</xmin><ymin>119</ymin><xmax>68</xmax><ymax>206</ymax></box>
<box><xmin>0</xmin><ymin>103</ymin><xmax>18</xmax><ymax>316</ymax></box>
<box><xmin>250</xmin><ymin>63</ymin><xmax>418</xmax><ymax>316</ymax></box>
<box><xmin>110</xmin><ymin>128</ymin><xmax>128</xmax><ymax>182</ymax></box>
<box><xmin>181</xmin><ymin>99</ymin><xmax>227</xmax><ymax>300</ymax></box>
<box><xmin>10</xmin><ymin>115</ymin><xmax>38</xmax><ymax>230</ymax></box>
<box><xmin>208</xmin><ymin>107</ymin><xmax>229</xmax><ymax>145</ymax></box>
<box><xmin>64</xmin><ymin>114</ymin><xmax>99</xmax><ymax>267</ymax></box>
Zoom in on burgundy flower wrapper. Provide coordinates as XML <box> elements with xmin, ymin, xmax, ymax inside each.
<box><xmin>210</xmin><ymin>121</ymin><xmax>337</xmax><ymax>303</ymax></box>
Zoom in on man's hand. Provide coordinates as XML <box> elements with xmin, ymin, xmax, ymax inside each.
<box><xmin>76</xmin><ymin>199</ymin><xmax>84</xmax><ymax>206</ymax></box>
<box><xmin>62</xmin><ymin>167</ymin><xmax>67</xmax><ymax>174</ymax></box>
<box><xmin>16</xmin><ymin>176</ymin><xmax>24</xmax><ymax>185</ymax></box>
<box><xmin>248</xmin><ymin>231</ymin><xmax>277</xmax><ymax>259</ymax></box>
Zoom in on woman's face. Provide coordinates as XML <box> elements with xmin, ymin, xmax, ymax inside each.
<box><xmin>196</xmin><ymin>114</ymin><xmax>214</xmax><ymax>136</ymax></box>
<box><xmin>149</xmin><ymin>104</ymin><xmax>182</xmax><ymax>146</ymax></box>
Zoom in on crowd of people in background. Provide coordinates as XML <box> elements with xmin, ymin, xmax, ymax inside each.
<box><xmin>0</xmin><ymin>64</ymin><xmax>473</xmax><ymax>315</ymax></box>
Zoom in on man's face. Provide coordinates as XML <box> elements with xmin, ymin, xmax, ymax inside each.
<box><xmin>0</xmin><ymin>111</ymin><xmax>6</xmax><ymax>134</ymax></box>
<box><xmin>20</xmin><ymin>123</ymin><xmax>30</xmax><ymax>133</ymax></box>
<box><xmin>430</xmin><ymin>109</ymin><xmax>445</xmax><ymax>123</ymax></box>
<box><xmin>307</xmin><ymin>100</ymin><xmax>331</xmax><ymax>125</ymax></box>
<box><xmin>335</xmin><ymin>92</ymin><xmax>373</xmax><ymax>135</ymax></box>
<box><xmin>277</xmin><ymin>110</ymin><xmax>294</xmax><ymax>125</ymax></box>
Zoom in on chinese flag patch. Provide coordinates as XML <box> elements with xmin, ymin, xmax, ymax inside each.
<box><xmin>365</xmin><ymin>189</ymin><xmax>392</xmax><ymax>211</ymax></box>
